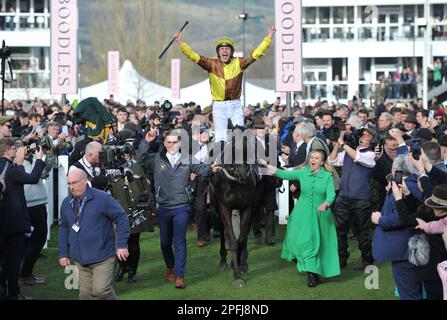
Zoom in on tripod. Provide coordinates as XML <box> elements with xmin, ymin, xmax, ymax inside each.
<box><xmin>0</xmin><ymin>40</ymin><xmax>14</xmax><ymax>116</ymax></box>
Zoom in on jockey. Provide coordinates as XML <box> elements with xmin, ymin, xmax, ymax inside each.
<box><xmin>174</xmin><ymin>26</ymin><xmax>276</xmax><ymax>162</ymax></box>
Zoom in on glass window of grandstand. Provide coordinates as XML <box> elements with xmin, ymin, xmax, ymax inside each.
<box><xmin>319</xmin><ymin>7</ymin><xmax>330</xmax><ymax>24</ymax></box>
<box><xmin>333</xmin><ymin>7</ymin><xmax>344</xmax><ymax>24</ymax></box>
<box><xmin>346</xmin><ymin>7</ymin><xmax>354</xmax><ymax>24</ymax></box>
<box><xmin>304</xmin><ymin>7</ymin><xmax>316</xmax><ymax>24</ymax></box>
<box><xmin>319</xmin><ymin>28</ymin><xmax>330</xmax><ymax>41</ymax></box>
<box><xmin>404</xmin><ymin>5</ymin><xmax>415</xmax><ymax>23</ymax></box>
<box><xmin>35</xmin><ymin>0</ymin><xmax>45</xmax><ymax>13</ymax></box>
<box><xmin>333</xmin><ymin>27</ymin><xmax>345</xmax><ymax>39</ymax></box>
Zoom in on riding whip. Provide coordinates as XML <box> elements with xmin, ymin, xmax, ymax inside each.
<box><xmin>158</xmin><ymin>21</ymin><xmax>189</xmax><ymax>59</ymax></box>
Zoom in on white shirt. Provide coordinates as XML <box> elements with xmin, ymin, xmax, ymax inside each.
<box><xmin>68</xmin><ymin>156</ymin><xmax>100</xmax><ymax>177</ymax></box>
<box><xmin>117</xmin><ymin>122</ymin><xmax>125</xmax><ymax>132</ymax></box>
<box><xmin>328</xmin><ymin>146</ymin><xmax>376</xmax><ymax>168</ymax></box>
<box><xmin>167</xmin><ymin>152</ymin><xmax>181</xmax><ymax>168</ymax></box>
<box><xmin>194</xmin><ymin>144</ymin><xmax>208</xmax><ymax>164</ymax></box>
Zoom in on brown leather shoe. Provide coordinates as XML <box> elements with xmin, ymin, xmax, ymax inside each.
<box><xmin>175</xmin><ymin>277</ymin><xmax>185</xmax><ymax>289</ymax></box>
<box><xmin>197</xmin><ymin>240</ymin><xmax>207</xmax><ymax>247</ymax></box>
<box><xmin>166</xmin><ymin>268</ymin><xmax>176</xmax><ymax>282</ymax></box>
<box><xmin>19</xmin><ymin>275</ymin><xmax>48</xmax><ymax>286</ymax></box>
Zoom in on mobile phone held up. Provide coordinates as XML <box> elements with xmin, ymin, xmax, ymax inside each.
<box><xmin>394</xmin><ymin>170</ymin><xmax>404</xmax><ymax>185</ymax></box>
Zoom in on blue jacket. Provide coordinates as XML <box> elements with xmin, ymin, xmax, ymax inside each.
<box><xmin>339</xmin><ymin>148</ymin><xmax>374</xmax><ymax>200</ymax></box>
<box><xmin>372</xmin><ymin>192</ymin><xmax>413</xmax><ymax>262</ymax></box>
<box><xmin>58</xmin><ymin>187</ymin><xmax>130</xmax><ymax>265</ymax></box>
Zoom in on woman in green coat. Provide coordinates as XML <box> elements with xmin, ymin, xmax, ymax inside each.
<box><xmin>262</xmin><ymin>149</ymin><xmax>340</xmax><ymax>287</ymax></box>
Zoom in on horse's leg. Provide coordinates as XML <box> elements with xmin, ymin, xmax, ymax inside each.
<box><xmin>217</xmin><ymin>203</ymin><xmax>243</xmax><ymax>285</ymax></box>
<box><xmin>237</xmin><ymin>206</ymin><xmax>253</xmax><ymax>276</ymax></box>
<box><xmin>217</xmin><ymin>207</ymin><xmax>228</xmax><ymax>271</ymax></box>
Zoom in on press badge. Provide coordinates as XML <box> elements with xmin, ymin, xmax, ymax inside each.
<box><xmin>72</xmin><ymin>224</ymin><xmax>80</xmax><ymax>232</ymax></box>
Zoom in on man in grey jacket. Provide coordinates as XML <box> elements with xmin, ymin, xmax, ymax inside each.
<box><xmin>20</xmin><ymin>154</ymin><xmax>52</xmax><ymax>285</ymax></box>
<box><xmin>139</xmin><ymin>129</ymin><xmax>210</xmax><ymax>289</ymax></box>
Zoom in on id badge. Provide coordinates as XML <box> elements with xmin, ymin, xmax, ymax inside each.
<box><xmin>72</xmin><ymin>223</ymin><xmax>80</xmax><ymax>233</ymax></box>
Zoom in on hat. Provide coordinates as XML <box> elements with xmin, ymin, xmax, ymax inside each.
<box><xmin>252</xmin><ymin>117</ymin><xmax>266</xmax><ymax>129</ymax></box>
<box><xmin>215</xmin><ymin>37</ymin><xmax>235</xmax><ymax>50</ymax></box>
<box><xmin>425</xmin><ymin>184</ymin><xmax>447</xmax><ymax>209</ymax></box>
<box><xmin>435</xmin><ymin>108</ymin><xmax>445</xmax><ymax>117</ymax></box>
<box><xmin>201</xmin><ymin>106</ymin><xmax>212</xmax><ymax>115</ymax></box>
<box><xmin>404</xmin><ymin>112</ymin><xmax>418</xmax><ymax>124</ymax></box>
<box><xmin>199</xmin><ymin>124</ymin><xmax>209</xmax><ymax>133</ymax></box>
<box><xmin>149</xmin><ymin>113</ymin><xmax>160</xmax><ymax>121</ymax></box>
<box><xmin>0</xmin><ymin>116</ymin><xmax>14</xmax><ymax>126</ymax></box>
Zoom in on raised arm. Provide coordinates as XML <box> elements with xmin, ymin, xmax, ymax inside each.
<box><xmin>175</xmin><ymin>32</ymin><xmax>213</xmax><ymax>71</ymax></box>
<box><xmin>240</xmin><ymin>26</ymin><xmax>276</xmax><ymax>69</ymax></box>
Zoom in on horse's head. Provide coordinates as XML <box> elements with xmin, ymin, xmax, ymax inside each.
<box><xmin>221</xmin><ymin>126</ymin><xmax>253</xmax><ymax>184</ymax></box>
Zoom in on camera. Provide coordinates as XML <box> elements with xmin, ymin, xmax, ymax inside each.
<box><xmin>99</xmin><ymin>141</ymin><xmax>136</xmax><ymax>169</ymax></box>
<box><xmin>325</xmin><ymin>125</ymin><xmax>341</xmax><ymax>142</ymax></box>
<box><xmin>99</xmin><ymin>131</ymin><xmax>137</xmax><ymax>169</ymax></box>
<box><xmin>343</xmin><ymin>128</ymin><xmax>363</xmax><ymax>149</ymax></box>
<box><xmin>394</xmin><ymin>170</ymin><xmax>403</xmax><ymax>185</ymax></box>
<box><xmin>0</xmin><ymin>41</ymin><xmax>11</xmax><ymax>60</ymax></box>
<box><xmin>410</xmin><ymin>140</ymin><xmax>422</xmax><ymax>160</ymax></box>
<box><xmin>160</xmin><ymin>100</ymin><xmax>173</xmax><ymax>113</ymax></box>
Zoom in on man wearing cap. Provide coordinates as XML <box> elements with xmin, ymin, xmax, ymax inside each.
<box><xmin>329</xmin><ymin>128</ymin><xmax>378</xmax><ymax>270</ymax></box>
<box><xmin>403</xmin><ymin>112</ymin><xmax>419</xmax><ymax>139</ymax></box>
<box><xmin>174</xmin><ymin>26</ymin><xmax>276</xmax><ymax>161</ymax></box>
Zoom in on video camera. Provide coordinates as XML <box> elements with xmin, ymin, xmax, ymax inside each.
<box><xmin>99</xmin><ymin>131</ymin><xmax>138</xmax><ymax>169</ymax></box>
<box><xmin>325</xmin><ymin>124</ymin><xmax>363</xmax><ymax>149</ymax></box>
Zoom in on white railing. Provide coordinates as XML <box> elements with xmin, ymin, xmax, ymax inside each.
<box><xmin>7</xmin><ymin>70</ymin><xmax>50</xmax><ymax>88</ymax></box>
<box><xmin>0</xmin><ymin>12</ymin><xmax>50</xmax><ymax>30</ymax></box>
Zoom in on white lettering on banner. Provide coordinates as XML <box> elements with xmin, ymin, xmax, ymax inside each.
<box><xmin>51</xmin><ymin>0</ymin><xmax>78</xmax><ymax>94</ymax></box>
<box><xmin>275</xmin><ymin>0</ymin><xmax>302</xmax><ymax>92</ymax></box>
<box><xmin>108</xmin><ymin>51</ymin><xmax>120</xmax><ymax>97</ymax></box>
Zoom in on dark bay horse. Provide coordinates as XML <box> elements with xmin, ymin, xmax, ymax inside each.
<box><xmin>210</xmin><ymin>127</ymin><xmax>258</xmax><ymax>286</ymax></box>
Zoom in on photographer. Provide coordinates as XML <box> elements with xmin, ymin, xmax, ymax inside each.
<box><xmin>0</xmin><ymin>139</ymin><xmax>45</xmax><ymax>300</ymax></box>
<box><xmin>19</xmin><ymin>147</ymin><xmax>54</xmax><ymax>286</ymax></box>
<box><xmin>329</xmin><ymin>128</ymin><xmax>378</xmax><ymax>269</ymax></box>
<box><xmin>111</xmin><ymin>151</ymin><xmax>154</xmax><ymax>284</ymax></box>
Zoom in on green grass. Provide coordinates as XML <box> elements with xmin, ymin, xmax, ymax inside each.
<box><xmin>23</xmin><ymin>225</ymin><xmax>397</xmax><ymax>300</ymax></box>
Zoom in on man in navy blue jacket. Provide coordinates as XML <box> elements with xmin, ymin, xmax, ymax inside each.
<box><xmin>58</xmin><ymin>168</ymin><xmax>130</xmax><ymax>300</ymax></box>
<box><xmin>329</xmin><ymin>128</ymin><xmax>378</xmax><ymax>270</ymax></box>
<box><xmin>0</xmin><ymin>138</ymin><xmax>45</xmax><ymax>300</ymax></box>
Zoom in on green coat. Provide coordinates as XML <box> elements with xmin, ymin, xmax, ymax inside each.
<box><xmin>276</xmin><ymin>166</ymin><xmax>340</xmax><ymax>278</ymax></box>
<box><xmin>111</xmin><ymin>161</ymin><xmax>154</xmax><ymax>234</ymax></box>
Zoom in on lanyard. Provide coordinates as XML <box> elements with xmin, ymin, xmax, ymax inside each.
<box><xmin>71</xmin><ymin>196</ymin><xmax>87</xmax><ymax>225</ymax></box>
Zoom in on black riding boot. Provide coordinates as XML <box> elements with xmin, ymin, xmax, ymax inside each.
<box><xmin>114</xmin><ymin>264</ymin><xmax>127</xmax><ymax>282</ymax></box>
